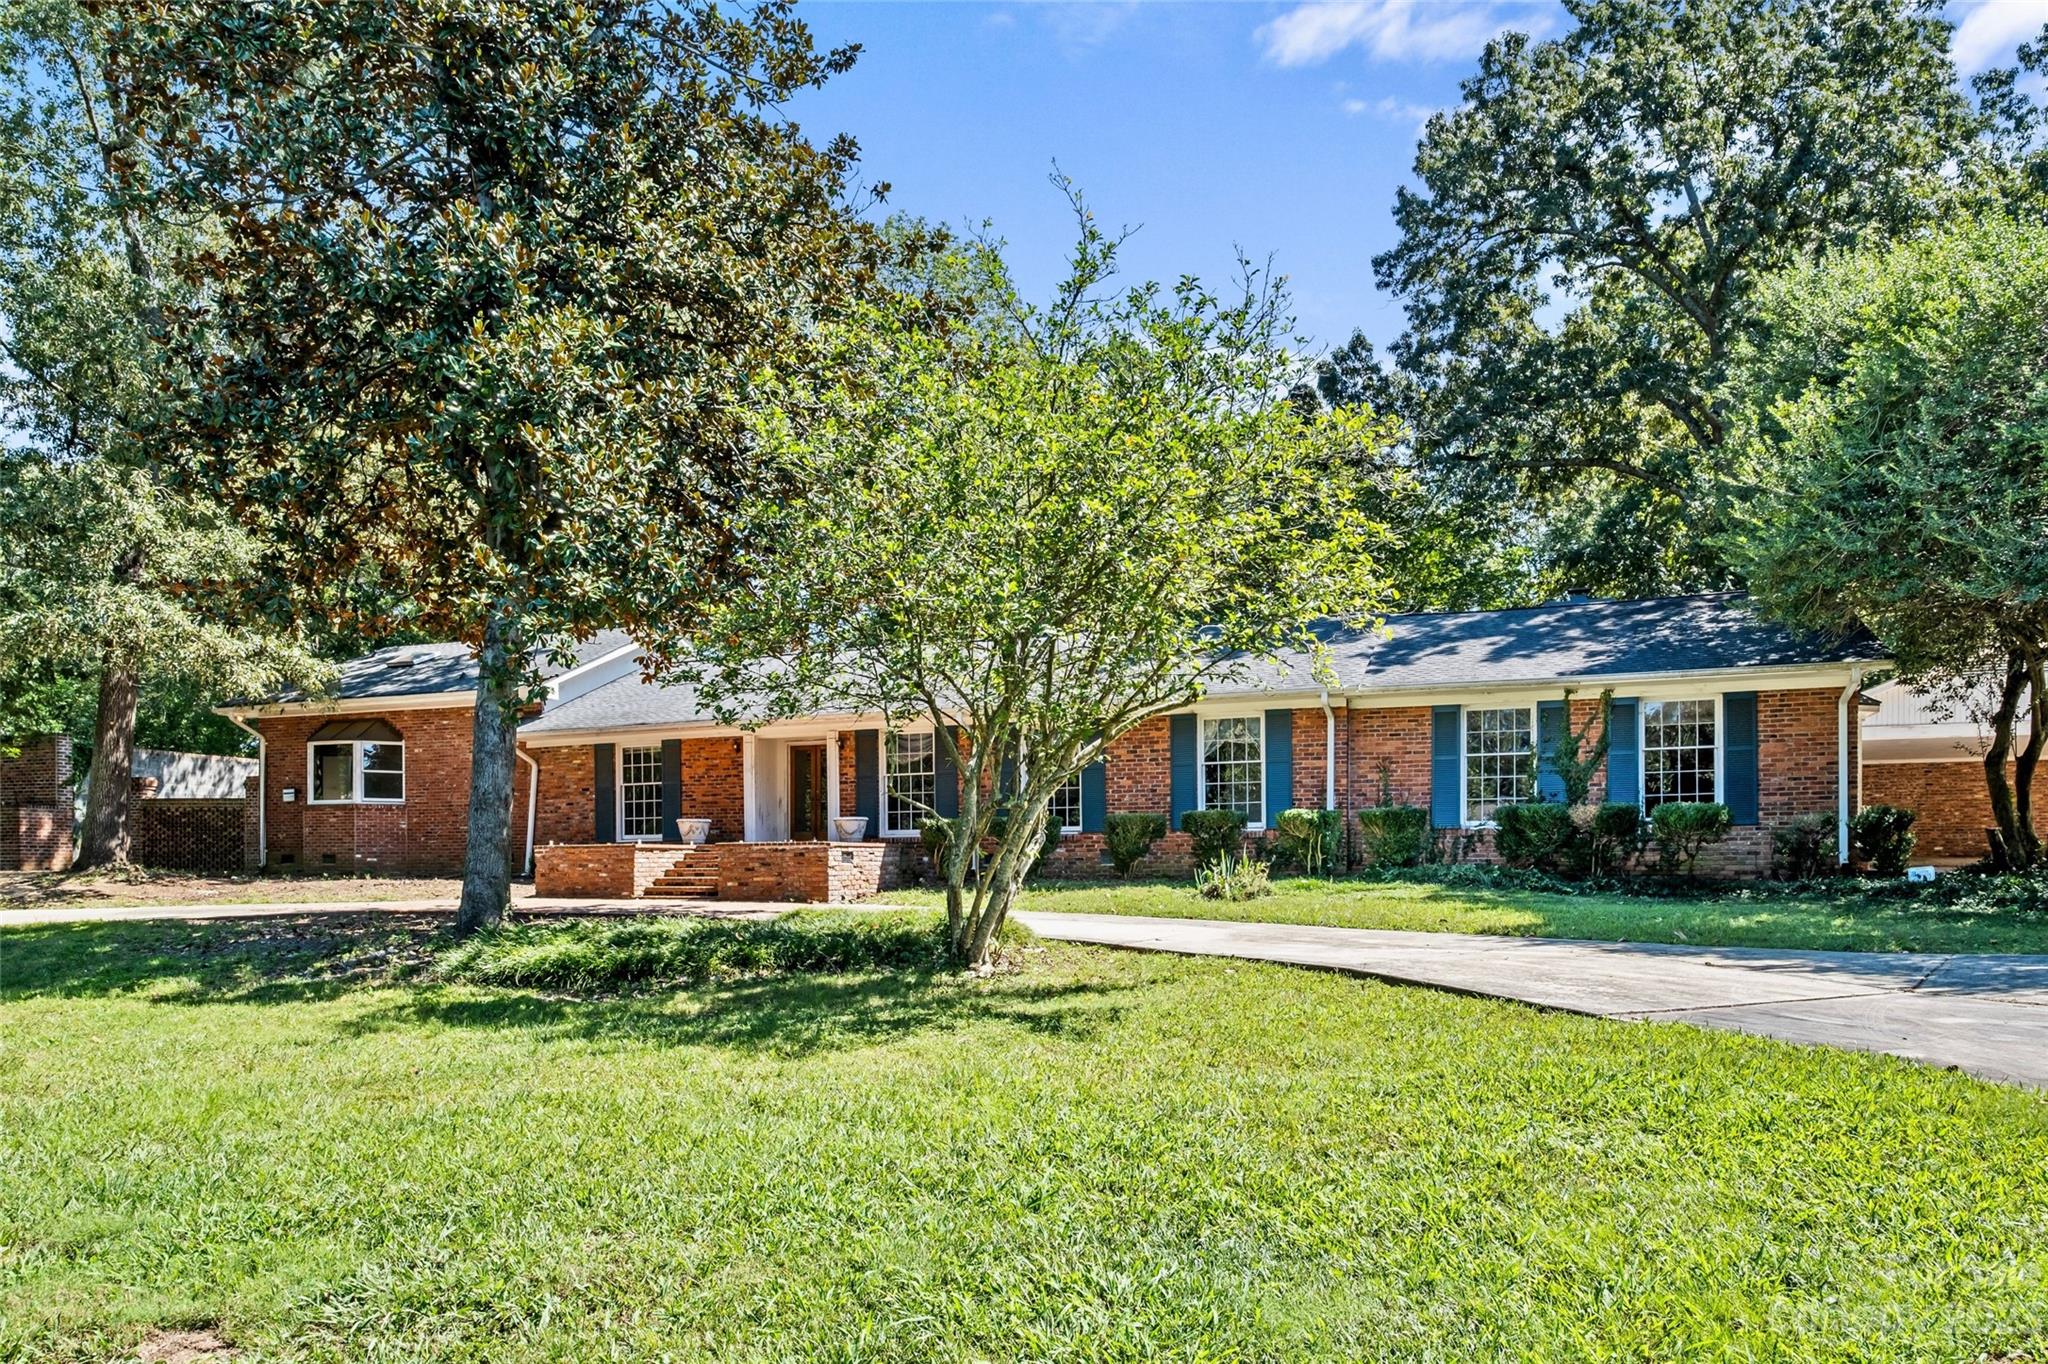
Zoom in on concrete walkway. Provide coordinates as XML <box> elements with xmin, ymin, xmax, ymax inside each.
<box><xmin>1015</xmin><ymin>912</ymin><xmax>2048</xmax><ymax>1089</ymax></box>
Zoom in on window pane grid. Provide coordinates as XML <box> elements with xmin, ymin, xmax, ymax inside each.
<box><xmin>619</xmin><ymin>745</ymin><xmax>662</xmax><ymax>839</ymax></box>
<box><xmin>886</xmin><ymin>733</ymin><xmax>936</xmax><ymax>835</ymax></box>
<box><xmin>1465</xmin><ymin>707</ymin><xmax>1533</xmax><ymax>824</ymax></box>
<box><xmin>1201</xmin><ymin>717</ymin><xmax>1263</xmax><ymax>824</ymax></box>
<box><xmin>1048</xmin><ymin>772</ymin><xmax>1083</xmax><ymax>832</ymax></box>
<box><xmin>1643</xmin><ymin>700</ymin><xmax>1716</xmax><ymax>807</ymax></box>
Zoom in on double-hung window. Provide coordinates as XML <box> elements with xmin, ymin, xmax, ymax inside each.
<box><xmin>1464</xmin><ymin>706</ymin><xmax>1533</xmax><ymax>824</ymax></box>
<box><xmin>618</xmin><ymin>744</ymin><xmax>663</xmax><ymax>840</ymax></box>
<box><xmin>1642</xmin><ymin>699</ymin><xmax>1717</xmax><ymax>808</ymax></box>
<box><xmin>1048</xmin><ymin>770</ymin><xmax>1084</xmax><ymax>834</ymax></box>
<box><xmin>307</xmin><ymin>719</ymin><xmax>405</xmax><ymax>804</ymax></box>
<box><xmin>884</xmin><ymin>732</ymin><xmax>936</xmax><ymax>836</ymax></box>
<box><xmin>1200</xmin><ymin>716</ymin><xmax>1264</xmax><ymax>826</ymax></box>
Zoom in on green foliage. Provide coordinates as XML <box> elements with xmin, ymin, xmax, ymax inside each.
<box><xmin>1728</xmin><ymin>212</ymin><xmax>2048</xmax><ymax>869</ymax></box>
<box><xmin>1103</xmin><ymin>812</ymin><xmax>1167</xmax><ymax>877</ymax></box>
<box><xmin>1651</xmin><ymin>802</ymin><xmax>1733</xmax><ymax>875</ymax></box>
<box><xmin>1179</xmin><ymin>809</ymin><xmax>1249</xmax><ymax>871</ymax></box>
<box><xmin>1547</xmin><ymin>691</ymin><xmax>1613</xmax><ymax>807</ymax></box>
<box><xmin>1584</xmin><ymin>802</ymin><xmax>1648</xmax><ymax>877</ymax></box>
<box><xmin>1273</xmin><ymin>808</ymin><xmax>1343</xmax><ymax>877</ymax></box>
<box><xmin>1354</xmin><ymin>805</ymin><xmax>1428</xmax><ymax>869</ymax></box>
<box><xmin>1194</xmin><ymin>852</ymin><xmax>1272</xmax><ymax>902</ymax></box>
<box><xmin>675</xmin><ymin>191</ymin><xmax>1393</xmax><ymax>963</ymax></box>
<box><xmin>1493</xmin><ymin>801</ymin><xmax>1580</xmax><ymax>873</ymax></box>
<box><xmin>430</xmin><ymin>910</ymin><xmax>1031</xmax><ymax>992</ymax></box>
<box><xmin>1851</xmin><ymin>805</ymin><xmax>1920</xmax><ymax>877</ymax></box>
<box><xmin>1771</xmin><ymin>812</ymin><xmax>1840</xmax><ymax>881</ymax></box>
<box><xmin>1360</xmin><ymin>0</ymin><xmax>2013</xmax><ymax>596</ymax></box>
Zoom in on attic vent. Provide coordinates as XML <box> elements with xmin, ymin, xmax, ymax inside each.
<box><xmin>384</xmin><ymin>653</ymin><xmax>417</xmax><ymax>669</ymax></box>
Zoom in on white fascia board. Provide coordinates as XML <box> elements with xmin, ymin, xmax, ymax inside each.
<box><xmin>544</xmin><ymin>644</ymin><xmax>643</xmax><ymax>703</ymax></box>
<box><xmin>1340</xmin><ymin>663</ymin><xmax>1882</xmax><ymax>709</ymax></box>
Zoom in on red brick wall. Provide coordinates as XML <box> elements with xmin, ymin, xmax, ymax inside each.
<box><xmin>1866</xmin><ymin>760</ymin><xmax>2040</xmax><ymax>863</ymax></box>
<box><xmin>530</xmin><ymin>737</ymin><xmax>744</xmax><ymax>850</ymax></box>
<box><xmin>255</xmin><ymin>707</ymin><xmax>500</xmax><ymax>876</ymax></box>
<box><xmin>131</xmin><ymin>798</ymin><xmax>246</xmax><ymax>873</ymax></box>
<box><xmin>0</xmin><ymin>735</ymin><xmax>74</xmax><ymax>871</ymax></box>
<box><xmin>682</xmin><ymin>738</ymin><xmax>744</xmax><ymax>841</ymax></box>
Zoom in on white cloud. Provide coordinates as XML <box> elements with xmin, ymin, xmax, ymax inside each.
<box><xmin>1259</xmin><ymin>0</ymin><xmax>1555</xmax><ymax>67</ymax></box>
<box><xmin>1341</xmin><ymin>96</ymin><xmax>1370</xmax><ymax>113</ymax></box>
<box><xmin>1949</xmin><ymin>0</ymin><xmax>2045</xmax><ymax>74</ymax></box>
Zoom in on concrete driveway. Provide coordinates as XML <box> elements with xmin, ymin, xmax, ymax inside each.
<box><xmin>1016</xmin><ymin>912</ymin><xmax>2048</xmax><ymax>1089</ymax></box>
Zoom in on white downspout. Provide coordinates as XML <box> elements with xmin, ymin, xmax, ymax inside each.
<box><xmin>516</xmin><ymin>748</ymin><xmax>539</xmax><ymax>875</ymax></box>
<box><xmin>1319</xmin><ymin>687</ymin><xmax>1337</xmax><ymax>809</ymax></box>
<box><xmin>1838</xmin><ymin>668</ymin><xmax>1863</xmax><ymax>866</ymax></box>
<box><xmin>223</xmin><ymin>712</ymin><xmax>266</xmax><ymax>869</ymax></box>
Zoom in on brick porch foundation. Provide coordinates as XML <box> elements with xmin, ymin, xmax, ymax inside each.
<box><xmin>534</xmin><ymin>840</ymin><xmax>905</xmax><ymax>903</ymax></box>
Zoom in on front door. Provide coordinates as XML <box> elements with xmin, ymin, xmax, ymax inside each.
<box><xmin>789</xmin><ymin>745</ymin><xmax>827</xmax><ymax>840</ymax></box>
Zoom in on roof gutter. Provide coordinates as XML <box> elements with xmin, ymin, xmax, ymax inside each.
<box><xmin>1319</xmin><ymin>687</ymin><xmax>1337</xmax><ymax>809</ymax></box>
<box><xmin>1838</xmin><ymin>667</ymin><xmax>1864</xmax><ymax>866</ymax></box>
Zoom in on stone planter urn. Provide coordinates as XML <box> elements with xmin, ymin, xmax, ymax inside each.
<box><xmin>675</xmin><ymin>818</ymin><xmax>712</xmax><ymax>845</ymax></box>
<box><xmin>832</xmin><ymin>816</ymin><xmax>869</xmax><ymax>842</ymax></box>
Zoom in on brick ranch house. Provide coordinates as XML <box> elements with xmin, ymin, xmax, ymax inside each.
<box><xmin>212</xmin><ymin>591</ymin><xmax>2009</xmax><ymax>900</ymax></box>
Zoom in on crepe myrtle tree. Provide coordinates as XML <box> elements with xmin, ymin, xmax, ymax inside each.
<box><xmin>111</xmin><ymin>0</ymin><xmax>892</xmax><ymax>928</ymax></box>
<box><xmin>667</xmin><ymin>201</ymin><xmax>1401</xmax><ymax>966</ymax></box>
<box><xmin>1726</xmin><ymin>213</ymin><xmax>2048</xmax><ymax>870</ymax></box>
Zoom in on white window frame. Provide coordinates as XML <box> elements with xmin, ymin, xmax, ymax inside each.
<box><xmin>1638</xmin><ymin>697</ymin><xmax>1723</xmax><ymax>811</ymax></box>
<box><xmin>1197</xmin><ymin>711</ymin><xmax>1266</xmax><ymax>832</ymax></box>
<box><xmin>616</xmin><ymin>744</ymin><xmax>664</xmax><ymax>842</ymax></box>
<box><xmin>1048</xmin><ymin>769</ymin><xmax>1084</xmax><ymax>836</ymax></box>
<box><xmin>881</xmin><ymin>729</ymin><xmax>937</xmax><ymax>838</ymax></box>
<box><xmin>1459</xmin><ymin>704</ymin><xmax>1535</xmax><ymax>828</ymax></box>
<box><xmin>305</xmin><ymin>739</ymin><xmax>405</xmax><ymax>806</ymax></box>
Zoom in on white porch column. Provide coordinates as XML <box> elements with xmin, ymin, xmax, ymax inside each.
<box><xmin>741</xmin><ymin>733</ymin><xmax>759</xmax><ymax>842</ymax></box>
<box><xmin>825</xmin><ymin>730</ymin><xmax>842</xmax><ymax>837</ymax></box>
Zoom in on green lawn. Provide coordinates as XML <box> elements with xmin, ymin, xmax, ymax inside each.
<box><xmin>4</xmin><ymin>915</ymin><xmax>2046</xmax><ymax>1361</ymax></box>
<box><xmin>879</xmin><ymin>875</ymin><xmax>2048</xmax><ymax>954</ymax></box>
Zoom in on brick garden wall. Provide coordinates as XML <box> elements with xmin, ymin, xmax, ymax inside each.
<box><xmin>1866</xmin><ymin>760</ymin><xmax>2039</xmax><ymax>864</ymax></box>
<box><xmin>0</xmin><ymin>734</ymin><xmax>73</xmax><ymax>871</ymax></box>
<box><xmin>130</xmin><ymin>798</ymin><xmax>246</xmax><ymax>873</ymax></box>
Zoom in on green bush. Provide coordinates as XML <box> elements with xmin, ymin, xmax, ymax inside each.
<box><xmin>1195</xmin><ymin>852</ymin><xmax>1271</xmax><ymax>901</ymax></box>
<box><xmin>1494</xmin><ymin>801</ymin><xmax>1579</xmax><ymax>872</ymax></box>
<box><xmin>1651</xmin><ymin>801</ymin><xmax>1733</xmax><ymax>874</ymax></box>
<box><xmin>1851</xmin><ymin>804</ymin><xmax>1919</xmax><ymax>876</ymax></box>
<box><xmin>1273</xmin><ymin>807</ymin><xmax>1344</xmax><ymax>876</ymax></box>
<box><xmin>1355</xmin><ymin>805</ymin><xmax>1428</xmax><ymax>869</ymax></box>
<box><xmin>1586</xmin><ymin>802</ymin><xmax>1647</xmax><ymax>875</ymax></box>
<box><xmin>430</xmin><ymin>910</ymin><xmax>1026</xmax><ymax>992</ymax></box>
<box><xmin>1103</xmin><ymin>812</ymin><xmax>1167</xmax><ymax>876</ymax></box>
<box><xmin>1179</xmin><ymin>808</ymin><xmax>1248</xmax><ymax>870</ymax></box>
<box><xmin>1773</xmin><ymin>811</ymin><xmax>1838</xmax><ymax>879</ymax></box>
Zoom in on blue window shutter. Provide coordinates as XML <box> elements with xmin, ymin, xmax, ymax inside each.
<box><xmin>1082</xmin><ymin>760</ymin><xmax>1107</xmax><ymax>833</ymax></box>
<box><xmin>1606</xmin><ymin>698</ymin><xmax>1639</xmax><ymax>806</ymax></box>
<box><xmin>1536</xmin><ymin>700</ymin><xmax>1566</xmax><ymax>802</ymax></box>
<box><xmin>1264</xmin><ymin>708</ymin><xmax>1293</xmax><ymax>825</ymax></box>
<box><xmin>1430</xmin><ymin>706</ymin><xmax>1462</xmax><ymax>829</ymax></box>
<box><xmin>854</xmin><ymin>729</ymin><xmax>879</xmax><ymax>832</ymax></box>
<box><xmin>1723</xmin><ymin>692</ymin><xmax>1759</xmax><ymax>825</ymax></box>
<box><xmin>1169</xmin><ymin>714</ymin><xmax>1197</xmax><ymax>829</ymax></box>
<box><xmin>659</xmin><ymin>738</ymin><xmax>682</xmax><ymax>841</ymax></box>
<box><xmin>998</xmin><ymin>757</ymin><xmax>1017</xmax><ymax>800</ymax></box>
<box><xmin>593</xmin><ymin>743</ymin><xmax>616</xmax><ymax>843</ymax></box>
<box><xmin>934</xmin><ymin>730</ymin><xmax>960</xmax><ymax>819</ymax></box>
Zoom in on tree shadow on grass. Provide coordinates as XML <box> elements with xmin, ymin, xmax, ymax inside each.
<box><xmin>0</xmin><ymin>916</ymin><xmax>1135</xmax><ymax>1060</ymax></box>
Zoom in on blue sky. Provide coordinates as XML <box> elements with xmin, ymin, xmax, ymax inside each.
<box><xmin>792</xmin><ymin>0</ymin><xmax>2043</xmax><ymax>354</ymax></box>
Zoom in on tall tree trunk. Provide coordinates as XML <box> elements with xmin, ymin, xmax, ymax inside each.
<box><xmin>1983</xmin><ymin>655</ymin><xmax>2029</xmax><ymax>872</ymax></box>
<box><xmin>2014</xmin><ymin>655</ymin><xmax>2046</xmax><ymax>869</ymax></box>
<box><xmin>73</xmin><ymin>655</ymin><xmax>141</xmax><ymax>871</ymax></box>
<box><xmin>457</xmin><ymin>613</ymin><xmax>522</xmax><ymax>934</ymax></box>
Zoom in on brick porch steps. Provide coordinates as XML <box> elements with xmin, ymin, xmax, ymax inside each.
<box><xmin>644</xmin><ymin>848</ymin><xmax>720</xmax><ymax>899</ymax></box>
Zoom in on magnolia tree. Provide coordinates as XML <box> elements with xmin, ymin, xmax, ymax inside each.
<box><xmin>671</xmin><ymin>204</ymin><xmax>1399</xmax><ymax>966</ymax></box>
<box><xmin>114</xmin><ymin>0</ymin><xmax>890</xmax><ymax>927</ymax></box>
<box><xmin>1727</xmin><ymin>213</ymin><xmax>2048</xmax><ymax>869</ymax></box>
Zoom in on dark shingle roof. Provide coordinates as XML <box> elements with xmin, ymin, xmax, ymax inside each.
<box><xmin>511</xmin><ymin>594</ymin><xmax>1882</xmax><ymax>737</ymax></box>
<box><xmin>246</xmin><ymin>630</ymin><xmax>634</xmax><ymax>706</ymax></box>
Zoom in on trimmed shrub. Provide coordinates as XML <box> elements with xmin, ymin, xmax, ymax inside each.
<box><xmin>1179</xmin><ymin>808</ymin><xmax>1248</xmax><ymax>870</ymax></box>
<box><xmin>1195</xmin><ymin>852</ymin><xmax>1271</xmax><ymax>901</ymax></box>
<box><xmin>1274</xmin><ymin>807</ymin><xmax>1344</xmax><ymax>876</ymax></box>
<box><xmin>1494</xmin><ymin>800</ymin><xmax>1578</xmax><ymax>872</ymax></box>
<box><xmin>1584</xmin><ymin>801</ymin><xmax>1647</xmax><ymax>876</ymax></box>
<box><xmin>1774</xmin><ymin>811</ymin><xmax>1838</xmax><ymax>879</ymax></box>
<box><xmin>1355</xmin><ymin>805</ymin><xmax>1428</xmax><ymax>869</ymax></box>
<box><xmin>1651</xmin><ymin>801</ymin><xmax>1732</xmax><ymax>874</ymax></box>
<box><xmin>1103</xmin><ymin>812</ymin><xmax>1167</xmax><ymax>876</ymax></box>
<box><xmin>1851</xmin><ymin>804</ymin><xmax>1919</xmax><ymax>876</ymax></box>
